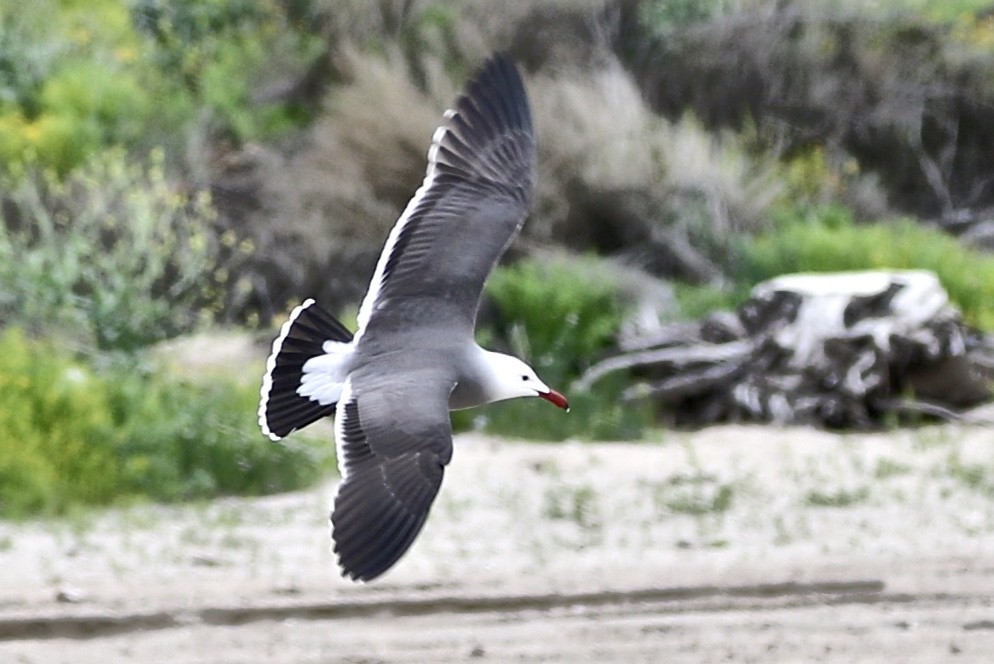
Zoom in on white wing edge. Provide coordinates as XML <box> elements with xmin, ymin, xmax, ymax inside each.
<box><xmin>258</xmin><ymin>297</ymin><xmax>316</xmax><ymax>441</ymax></box>
<box><xmin>332</xmin><ymin>377</ymin><xmax>354</xmax><ymax>480</ymax></box>
<box><xmin>352</xmin><ymin>109</ymin><xmax>457</xmax><ymax>344</ymax></box>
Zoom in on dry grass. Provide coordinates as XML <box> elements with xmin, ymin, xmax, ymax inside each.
<box><xmin>298</xmin><ymin>47</ymin><xmax>783</xmax><ymax>248</ymax></box>
<box><xmin>225</xmin><ymin>50</ymin><xmax>458</xmax><ymax>318</ymax></box>
<box><xmin>530</xmin><ymin>60</ymin><xmax>783</xmax><ymax>239</ymax></box>
<box><xmin>633</xmin><ymin>2</ymin><xmax>994</xmax><ymax>221</ymax></box>
<box><xmin>320</xmin><ymin>48</ymin><xmax>456</xmax><ymax>213</ymax></box>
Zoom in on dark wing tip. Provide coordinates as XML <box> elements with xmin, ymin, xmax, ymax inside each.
<box><xmin>456</xmin><ymin>52</ymin><xmax>532</xmax><ymax>138</ymax></box>
<box><xmin>431</xmin><ymin>52</ymin><xmax>535</xmax><ymax>193</ymax></box>
<box><xmin>331</xmin><ymin>453</ymin><xmax>445</xmax><ymax>582</ymax></box>
<box><xmin>465</xmin><ymin>52</ymin><xmax>532</xmax><ymax>134</ymax></box>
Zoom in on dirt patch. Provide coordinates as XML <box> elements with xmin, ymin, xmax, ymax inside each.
<box><xmin>2</xmin><ymin>425</ymin><xmax>994</xmax><ymax>662</ymax></box>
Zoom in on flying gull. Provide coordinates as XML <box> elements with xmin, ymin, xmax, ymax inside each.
<box><xmin>258</xmin><ymin>53</ymin><xmax>569</xmax><ymax>582</ymax></box>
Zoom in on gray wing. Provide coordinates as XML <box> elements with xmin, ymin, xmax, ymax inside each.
<box><xmin>330</xmin><ymin>366</ymin><xmax>455</xmax><ymax>581</ymax></box>
<box><xmin>354</xmin><ymin>53</ymin><xmax>536</xmax><ymax>342</ymax></box>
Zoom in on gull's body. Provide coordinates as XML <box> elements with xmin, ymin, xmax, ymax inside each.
<box><xmin>258</xmin><ymin>54</ymin><xmax>567</xmax><ymax>582</ymax></box>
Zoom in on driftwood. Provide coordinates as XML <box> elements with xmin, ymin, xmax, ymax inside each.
<box><xmin>578</xmin><ymin>270</ymin><xmax>994</xmax><ymax>428</ymax></box>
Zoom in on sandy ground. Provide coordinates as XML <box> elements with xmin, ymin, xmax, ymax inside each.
<box><xmin>3</xmin><ymin>424</ymin><xmax>994</xmax><ymax>663</ymax></box>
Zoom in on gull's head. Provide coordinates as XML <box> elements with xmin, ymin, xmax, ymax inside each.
<box><xmin>483</xmin><ymin>351</ymin><xmax>570</xmax><ymax>411</ymax></box>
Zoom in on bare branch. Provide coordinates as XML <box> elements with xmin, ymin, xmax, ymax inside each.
<box><xmin>574</xmin><ymin>339</ymin><xmax>754</xmax><ymax>392</ymax></box>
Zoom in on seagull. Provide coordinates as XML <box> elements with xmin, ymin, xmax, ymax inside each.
<box><xmin>258</xmin><ymin>53</ymin><xmax>569</xmax><ymax>582</ymax></box>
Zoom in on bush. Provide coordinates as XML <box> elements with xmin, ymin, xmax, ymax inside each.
<box><xmin>487</xmin><ymin>258</ymin><xmax>622</xmax><ymax>386</ymax></box>
<box><xmin>741</xmin><ymin>205</ymin><xmax>994</xmax><ymax>329</ymax></box>
<box><xmin>775</xmin><ymin>144</ymin><xmax>888</xmax><ymax>221</ymax></box>
<box><xmin>458</xmin><ymin>257</ymin><xmax>652</xmax><ymax>441</ymax></box>
<box><xmin>639</xmin><ymin>0</ymin><xmax>732</xmax><ymax>32</ymax></box>
<box><xmin>531</xmin><ymin>67</ymin><xmax>782</xmax><ymax>243</ymax></box>
<box><xmin>629</xmin><ymin>5</ymin><xmax>994</xmax><ymax>221</ymax></box>
<box><xmin>0</xmin><ymin>328</ymin><xmax>330</xmax><ymax>518</ymax></box>
<box><xmin>0</xmin><ymin>0</ymin><xmax>178</xmax><ymax>174</ymax></box>
<box><xmin>672</xmin><ymin>281</ymin><xmax>746</xmax><ymax>321</ymax></box>
<box><xmin>29</xmin><ymin>60</ymin><xmax>153</xmax><ymax>171</ymax></box>
<box><xmin>0</xmin><ymin>2</ymin><xmax>59</xmax><ymax>111</ymax></box>
<box><xmin>132</xmin><ymin>0</ymin><xmax>323</xmax><ymax>143</ymax></box>
<box><xmin>0</xmin><ymin>149</ymin><xmax>248</xmax><ymax>351</ymax></box>
<box><xmin>0</xmin><ymin>0</ymin><xmax>319</xmax><ymax>175</ymax></box>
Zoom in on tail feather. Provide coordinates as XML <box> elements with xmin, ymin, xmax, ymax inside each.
<box><xmin>259</xmin><ymin>299</ymin><xmax>354</xmax><ymax>440</ymax></box>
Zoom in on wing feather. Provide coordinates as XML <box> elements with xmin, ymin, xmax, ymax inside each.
<box><xmin>354</xmin><ymin>53</ymin><xmax>535</xmax><ymax>344</ymax></box>
<box><xmin>330</xmin><ymin>368</ymin><xmax>453</xmax><ymax>581</ymax></box>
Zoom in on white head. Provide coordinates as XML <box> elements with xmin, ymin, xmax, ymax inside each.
<box><xmin>482</xmin><ymin>351</ymin><xmax>570</xmax><ymax>410</ymax></box>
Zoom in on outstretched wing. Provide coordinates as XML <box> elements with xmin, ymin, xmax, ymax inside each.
<box><xmin>354</xmin><ymin>53</ymin><xmax>536</xmax><ymax>344</ymax></box>
<box><xmin>330</xmin><ymin>366</ymin><xmax>455</xmax><ymax>581</ymax></box>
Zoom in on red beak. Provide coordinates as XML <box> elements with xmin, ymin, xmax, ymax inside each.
<box><xmin>539</xmin><ymin>388</ymin><xmax>570</xmax><ymax>412</ymax></box>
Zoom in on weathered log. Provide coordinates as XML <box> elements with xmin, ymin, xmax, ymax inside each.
<box><xmin>618</xmin><ymin>321</ymin><xmax>701</xmax><ymax>352</ymax></box>
<box><xmin>621</xmin><ymin>359</ymin><xmax>748</xmax><ymax>402</ymax></box>
<box><xmin>574</xmin><ymin>339</ymin><xmax>754</xmax><ymax>392</ymax></box>
<box><xmin>583</xmin><ymin>270</ymin><xmax>993</xmax><ymax>428</ymax></box>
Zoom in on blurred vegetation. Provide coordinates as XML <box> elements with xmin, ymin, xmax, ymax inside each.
<box><xmin>741</xmin><ymin>205</ymin><xmax>994</xmax><ymax>330</ymax></box>
<box><xmin>639</xmin><ymin>0</ymin><xmax>731</xmax><ymax>31</ymax></box>
<box><xmin>634</xmin><ymin>0</ymin><xmax>994</xmax><ymax>222</ymax></box>
<box><xmin>0</xmin><ymin>149</ymin><xmax>247</xmax><ymax>351</ymax></box>
<box><xmin>0</xmin><ymin>328</ymin><xmax>330</xmax><ymax>519</ymax></box>
<box><xmin>4</xmin><ymin>0</ymin><xmax>994</xmax><ymax>514</ymax></box>
<box><xmin>0</xmin><ymin>0</ymin><xmax>326</xmax><ymax>516</ymax></box>
<box><xmin>672</xmin><ymin>203</ymin><xmax>994</xmax><ymax>328</ymax></box>
<box><xmin>0</xmin><ymin>0</ymin><xmax>319</xmax><ymax>175</ymax></box>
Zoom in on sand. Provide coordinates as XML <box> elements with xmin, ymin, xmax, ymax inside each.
<box><xmin>3</xmin><ymin>424</ymin><xmax>994</xmax><ymax>662</ymax></box>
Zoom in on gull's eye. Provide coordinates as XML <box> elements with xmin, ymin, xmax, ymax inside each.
<box><xmin>521</xmin><ymin>375</ymin><xmax>529</xmax><ymax>381</ymax></box>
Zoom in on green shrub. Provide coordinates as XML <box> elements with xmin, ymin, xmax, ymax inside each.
<box><xmin>672</xmin><ymin>282</ymin><xmax>747</xmax><ymax>321</ymax></box>
<box><xmin>0</xmin><ymin>149</ymin><xmax>247</xmax><ymax>351</ymax></box>
<box><xmin>102</xmin><ymin>357</ymin><xmax>330</xmax><ymax>503</ymax></box>
<box><xmin>773</xmin><ymin>143</ymin><xmax>887</xmax><ymax>219</ymax></box>
<box><xmin>34</xmin><ymin>60</ymin><xmax>152</xmax><ymax>163</ymax></box>
<box><xmin>831</xmin><ymin>0</ymin><xmax>994</xmax><ymax>23</ymax></box>
<box><xmin>132</xmin><ymin>0</ymin><xmax>322</xmax><ymax>143</ymax></box>
<box><xmin>0</xmin><ymin>1</ymin><xmax>61</xmax><ymax>110</ymax></box>
<box><xmin>0</xmin><ymin>0</ymin><xmax>170</xmax><ymax>174</ymax></box>
<box><xmin>0</xmin><ymin>60</ymin><xmax>161</xmax><ymax>174</ymax></box>
<box><xmin>0</xmin><ymin>328</ymin><xmax>329</xmax><ymax>518</ymax></box>
<box><xmin>741</xmin><ymin>205</ymin><xmax>994</xmax><ymax>329</ymax></box>
<box><xmin>458</xmin><ymin>258</ymin><xmax>652</xmax><ymax>441</ymax></box>
<box><xmin>639</xmin><ymin>0</ymin><xmax>732</xmax><ymax>32</ymax></box>
<box><xmin>0</xmin><ymin>0</ymin><xmax>317</xmax><ymax>175</ymax></box>
<box><xmin>0</xmin><ymin>330</ymin><xmax>118</xmax><ymax>516</ymax></box>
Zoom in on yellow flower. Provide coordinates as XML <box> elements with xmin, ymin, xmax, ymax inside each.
<box><xmin>23</xmin><ymin>120</ymin><xmax>43</xmax><ymax>144</ymax></box>
<box><xmin>115</xmin><ymin>46</ymin><xmax>137</xmax><ymax>64</ymax></box>
<box><xmin>71</xmin><ymin>27</ymin><xmax>92</xmax><ymax>45</ymax></box>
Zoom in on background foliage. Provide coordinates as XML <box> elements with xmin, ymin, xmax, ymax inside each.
<box><xmin>741</xmin><ymin>205</ymin><xmax>994</xmax><ymax>330</ymax></box>
<box><xmin>0</xmin><ymin>149</ymin><xmax>246</xmax><ymax>351</ymax></box>
<box><xmin>3</xmin><ymin>0</ymin><xmax>994</xmax><ymax>515</ymax></box>
<box><xmin>0</xmin><ymin>328</ymin><xmax>329</xmax><ymax>518</ymax></box>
